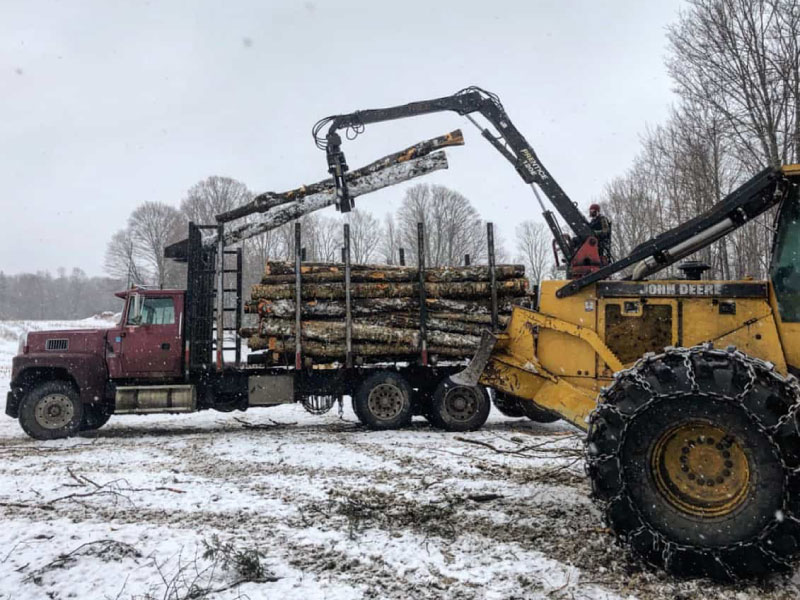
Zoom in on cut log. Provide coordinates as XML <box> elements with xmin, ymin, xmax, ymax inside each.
<box><xmin>260</xmin><ymin>263</ymin><xmax>525</xmax><ymax>284</ymax></box>
<box><xmin>250</xmin><ymin>279</ymin><xmax>528</xmax><ymax>301</ymax></box>
<box><xmin>218</xmin><ymin>152</ymin><xmax>448</xmax><ymax>247</ymax></box>
<box><xmin>245</xmin><ymin>297</ymin><xmax>527</xmax><ymax>318</ymax></box>
<box><xmin>244</xmin><ymin>319</ymin><xmax>480</xmax><ymax>348</ymax></box>
<box><xmin>246</xmin><ymin>336</ymin><xmax>471</xmax><ymax>359</ymax></box>
<box><xmin>217</xmin><ymin>130</ymin><xmax>464</xmax><ymax>223</ymax></box>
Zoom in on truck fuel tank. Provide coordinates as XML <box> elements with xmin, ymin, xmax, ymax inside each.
<box><xmin>115</xmin><ymin>385</ymin><xmax>196</xmax><ymax>414</ymax></box>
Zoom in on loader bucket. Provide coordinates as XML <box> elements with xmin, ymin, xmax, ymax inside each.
<box><xmin>454</xmin><ymin>305</ymin><xmax>600</xmax><ymax>430</ymax></box>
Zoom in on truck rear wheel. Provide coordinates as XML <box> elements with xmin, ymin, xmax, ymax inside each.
<box><xmin>429</xmin><ymin>380</ymin><xmax>490</xmax><ymax>432</ymax></box>
<box><xmin>587</xmin><ymin>346</ymin><xmax>800</xmax><ymax>580</ymax></box>
<box><xmin>492</xmin><ymin>391</ymin><xmax>525</xmax><ymax>418</ymax></box>
<box><xmin>19</xmin><ymin>381</ymin><xmax>84</xmax><ymax>440</ymax></box>
<box><xmin>519</xmin><ymin>400</ymin><xmax>560</xmax><ymax>423</ymax></box>
<box><xmin>353</xmin><ymin>371</ymin><xmax>413</xmax><ymax>430</ymax></box>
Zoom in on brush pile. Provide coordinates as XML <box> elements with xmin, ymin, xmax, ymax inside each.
<box><xmin>242</xmin><ymin>261</ymin><xmax>531</xmax><ymax>363</ymax></box>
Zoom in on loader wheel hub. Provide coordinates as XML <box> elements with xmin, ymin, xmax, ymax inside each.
<box><xmin>651</xmin><ymin>421</ymin><xmax>750</xmax><ymax>518</ymax></box>
<box><xmin>35</xmin><ymin>394</ymin><xmax>74</xmax><ymax>430</ymax></box>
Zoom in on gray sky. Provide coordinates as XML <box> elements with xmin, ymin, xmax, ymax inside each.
<box><xmin>1</xmin><ymin>0</ymin><xmax>683</xmax><ymax>276</ymax></box>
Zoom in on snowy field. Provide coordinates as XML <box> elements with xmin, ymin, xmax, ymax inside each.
<box><xmin>1</xmin><ymin>319</ymin><xmax>799</xmax><ymax>599</ymax></box>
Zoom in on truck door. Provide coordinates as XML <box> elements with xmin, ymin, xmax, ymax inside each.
<box><xmin>110</xmin><ymin>294</ymin><xmax>183</xmax><ymax>379</ymax></box>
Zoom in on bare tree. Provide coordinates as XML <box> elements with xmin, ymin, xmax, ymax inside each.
<box><xmin>128</xmin><ymin>202</ymin><xmax>182</xmax><ymax>288</ymax></box>
<box><xmin>180</xmin><ymin>176</ymin><xmax>253</xmax><ymax>224</ymax></box>
<box><xmin>104</xmin><ymin>229</ymin><xmax>147</xmax><ymax>286</ymax></box>
<box><xmin>515</xmin><ymin>221</ymin><xmax>554</xmax><ymax>287</ymax></box>
<box><xmin>349</xmin><ymin>210</ymin><xmax>382</xmax><ymax>264</ymax></box>
<box><xmin>667</xmin><ymin>0</ymin><xmax>800</xmax><ymax>168</ymax></box>
<box><xmin>397</xmin><ymin>184</ymin><xmax>486</xmax><ymax>267</ymax></box>
<box><xmin>380</xmin><ymin>213</ymin><xmax>400</xmax><ymax>264</ymax></box>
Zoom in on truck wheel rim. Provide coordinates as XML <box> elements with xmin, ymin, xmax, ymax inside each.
<box><xmin>367</xmin><ymin>384</ymin><xmax>404</xmax><ymax>420</ymax></box>
<box><xmin>445</xmin><ymin>387</ymin><xmax>477</xmax><ymax>421</ymax></box>
<box><xmin>35</xmin><ymin>394</ymin><xmax>75</xmax><ymax>430</ymax></box>
<box><xmin>651</xmin><ymin>421</ymin><xmax>750</xmax><ymax>518</ymax></box>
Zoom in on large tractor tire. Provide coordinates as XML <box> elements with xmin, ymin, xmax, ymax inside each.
<box><xmin>353</xmin><ymin>371</ymin><xmax>413</xmax><ymax>430</ymax></box>
<box><xmin>587</xmin><ymin>345</ymin><xmax>800</xmax><ymax>580</ymax></box>
<box><xmin>428</xmin><ymin>380</ymin><xmax>490</xmax><ymax>432</ymax></box>
<box><xmin>19</xmin><ymin>380</ymin><xmax>84</xmax><ymax>440</ymax></box>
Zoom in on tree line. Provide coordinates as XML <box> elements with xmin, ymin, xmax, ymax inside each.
<box><xmin>102</xmin><ymin>176</ymin><xmax>555</xmax><ymax>301</ymax></box>
<box><xmin>600</xmin><ymin>0</ymin><xmax>800</xmax><ymax>279</ymax></box>
<box><xmin>0</xmin><ymin>269</ymin><xmax>124</xmax><ymax>320</ymax></box>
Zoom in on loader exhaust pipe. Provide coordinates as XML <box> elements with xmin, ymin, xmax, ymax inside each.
<box><xmin>631</xmin><ymin>217</ymin><xmax>736</xmax><ymax>280</ymax></box>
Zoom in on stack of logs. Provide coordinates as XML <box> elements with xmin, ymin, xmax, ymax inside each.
<box><xmin>242</xmin><ymin>261</ymin><xmax>532</xmax><ymax>363</ymax></box>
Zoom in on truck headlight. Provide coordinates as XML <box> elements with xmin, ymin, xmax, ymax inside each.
<box><xmin>17</xmin><ymin>332</ymin><xmax>28</xmax><ymax>355</ymax></box>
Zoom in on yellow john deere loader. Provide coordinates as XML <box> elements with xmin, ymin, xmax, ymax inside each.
<box><xmin>315</xmin><ymin>87</ymin><xmax>800</xmax><ymax>579</ymax></box>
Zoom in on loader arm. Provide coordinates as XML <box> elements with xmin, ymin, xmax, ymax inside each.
<box><xmin>313</xmin><ymin>86</ymin><xmax>592</xmax><ymax>262</ymax></box>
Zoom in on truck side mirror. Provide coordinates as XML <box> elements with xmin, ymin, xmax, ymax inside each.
<box><xmin>129</xmin><ymin>293</ymin><xmax>143</xmax><ymax>325</ymax></box>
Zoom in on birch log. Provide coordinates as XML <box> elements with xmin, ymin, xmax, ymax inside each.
<box><xmin>259</xmin><ymin>264</ymin><xmax>525</xmax><ymax>284</ymax></box>
<box><xmin>213</xmin><ymin>151</ymin><xmax>448</xmax><ymax>247</ymax></box>
<box><xmin>245</xmin><ymin>297</ymin><xmax>527</xmax><ymax>318</ymax></box>
<box><xmin>244</xmin><ymin>319</ymin><xmax>481</xmax><ymax>347</ymax></box>
<box><xmin>250</xmin><ymin>278</ymin><xmax>528</xmax><ymax>301</ymax></box>
<box><xmin>246</xmin><ymin>337</ymin><xmax>470</xmax><ymax>359</ymax></box>
<box><xmin>217</xmin><ymin>130</ymin><xmax>464</xmax><ymax>223</ymax></box>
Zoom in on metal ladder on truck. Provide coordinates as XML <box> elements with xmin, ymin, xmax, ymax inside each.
<box><xmin>183</xmin><ymin>223</ymin><xmax>243</xmax><ymax>373</ymax></box>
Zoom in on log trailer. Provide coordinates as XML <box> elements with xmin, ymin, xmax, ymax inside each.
<box><xmin>5</xmin><ymin>215</ymin><xmax>517</xmax><ymax>441</ymax></box>
<box><xmin>316</xmin><ymin>87</ymin><xmax>800</xmax><ymax>579</ymax></box>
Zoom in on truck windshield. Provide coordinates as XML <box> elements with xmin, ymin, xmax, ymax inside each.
<box><xmin>127</xmin><ymin>297</ymin><xmax>175</xmax><ymax>326</ymax></box>
<box><xmin>770</xmin><ymin>193</ymin><xmax>800</xmax><ymax>322</ymax></box>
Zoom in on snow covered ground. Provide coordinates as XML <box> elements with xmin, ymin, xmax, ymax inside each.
<box><xmin>1</xmin><ymin>319</ymin><xmax>799</xmax><ymax>599</ymax></box>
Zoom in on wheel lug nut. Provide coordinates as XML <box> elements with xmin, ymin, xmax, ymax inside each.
<box><xmin>707</xmin><ymin>438</ymin><xmax>715</xmax><ymax>445</ymax></box>
<box><xmin>688</xmin><ymin>473</ymin><xmax>696</xmax><ymax>480</ymax></box>
<box><xmin>682</xmin><ymin>447</ymin><xmax>690</xmax><ymax>454</ymax></box>
<box><xmin>725</xmin><ymin>460</ymin><xmax>733</xmax><ymax>468</ymax></box>
<box><xmin>716</xmin><ymin>476</ymin><xmax>724</xmax><ymax>484</ymax></box>
<box><xmin>723</xmin><ymin>451</ymin><xmax>731</xmax><ymax>458</ymax></box>
<box><xmin>681</xmin><ymin>464</ymin><xmax>689</xmax><ymax>472</ymax></box>
<box><xmin>723</xmin><ymin>469</ymin><xmax>731</xmax><ymax>477</ymax></box>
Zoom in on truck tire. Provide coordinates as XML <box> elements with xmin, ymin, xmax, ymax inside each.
<box><xmin>353</xmin><ymin>371</ymin><xmax>413</xmax><ymax>429</ymax></box>
<box><xmin>19</xmin><ymin>381</ymin><xmax>84</xmax><ymax>440</ymax></box>
<box><xmin>80</xmin><ymin>403</ymin><xmax>112</xmax><ymax>431</ymax></box>
<box><xmin>429</xmin><ymin>380</ymin><xmax>490</xmax><ymax>432</ymax></box>
<box><xmin>519</xmin><ymin>400</ymin><xmax>560</xmax><ymax>423</ymax></box>
<box><xmin>492</xmin><ymin>391</ymin><xmax>525</xmax><ymax>418</ymax></box>
<box><xmin>587</xmin><ymin>346</ymin><xmax>800</xmax><ymax>580</ymax></box>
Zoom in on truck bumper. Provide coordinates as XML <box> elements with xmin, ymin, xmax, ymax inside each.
<box><xmin>5</xmin><ymin>390</ymin><xmax>20</xmax><ymax>419</ymax></box>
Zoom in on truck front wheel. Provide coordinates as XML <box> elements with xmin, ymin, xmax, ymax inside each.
<box><xmin>80</xmin><ymin>403</ymin><xmax>112</xmax><ymax>431</ymax></box>
<box><xmin>19</xmin><ymin>381</ymin><xmax>84</xmax><ymax>440</ymax></box>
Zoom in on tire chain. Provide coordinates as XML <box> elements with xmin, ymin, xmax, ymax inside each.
<box><xmin>585</xmin><ymin>343</ymin><xmax>800</xmax><ymax>581</ymax></box>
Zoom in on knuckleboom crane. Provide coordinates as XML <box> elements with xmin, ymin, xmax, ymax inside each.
<box><xmin>313</xmin><ymin>86</ymin><xmax>605</xmax><ymax>278</ymax></box>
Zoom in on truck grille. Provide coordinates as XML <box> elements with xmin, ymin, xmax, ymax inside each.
<box><xmin>45</xmin><ymin>339</ymin><xmax>69</xmax><ymax>351</ymax></box>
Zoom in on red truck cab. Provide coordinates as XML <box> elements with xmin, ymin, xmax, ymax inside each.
<box><xmin>6</xmin><ymin>288</ymin><xmax>186</xmax><ymax>439</ymax></box>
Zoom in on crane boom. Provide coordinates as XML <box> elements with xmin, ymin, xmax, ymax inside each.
<box><xmin>314</xmin><ymin>87</ymin><xmax>593</xmax><ymax>263</ymax></box>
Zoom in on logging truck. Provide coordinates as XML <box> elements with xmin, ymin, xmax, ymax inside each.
<box><xmin>5</xmin><ymin>220</ymin><xmax>525</xmax><ymax>440</ymax></box>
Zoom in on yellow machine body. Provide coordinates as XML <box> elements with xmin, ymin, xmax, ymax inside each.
<box><xmin>480</xmin><ymin>279</ymin><xmax>794</xmax><ymax>430</ymax></box>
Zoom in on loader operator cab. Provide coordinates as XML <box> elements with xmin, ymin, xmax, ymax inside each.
<box><xmin>770</xmin><ymin>185</ymin><xmax>800</xmax><ymax>322</ymax></box>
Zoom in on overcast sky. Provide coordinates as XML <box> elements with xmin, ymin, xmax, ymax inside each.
<box><xmin>1</xmin><ymin>0</ymin><xmax>683</xmax><ymax>276</ymax></box>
